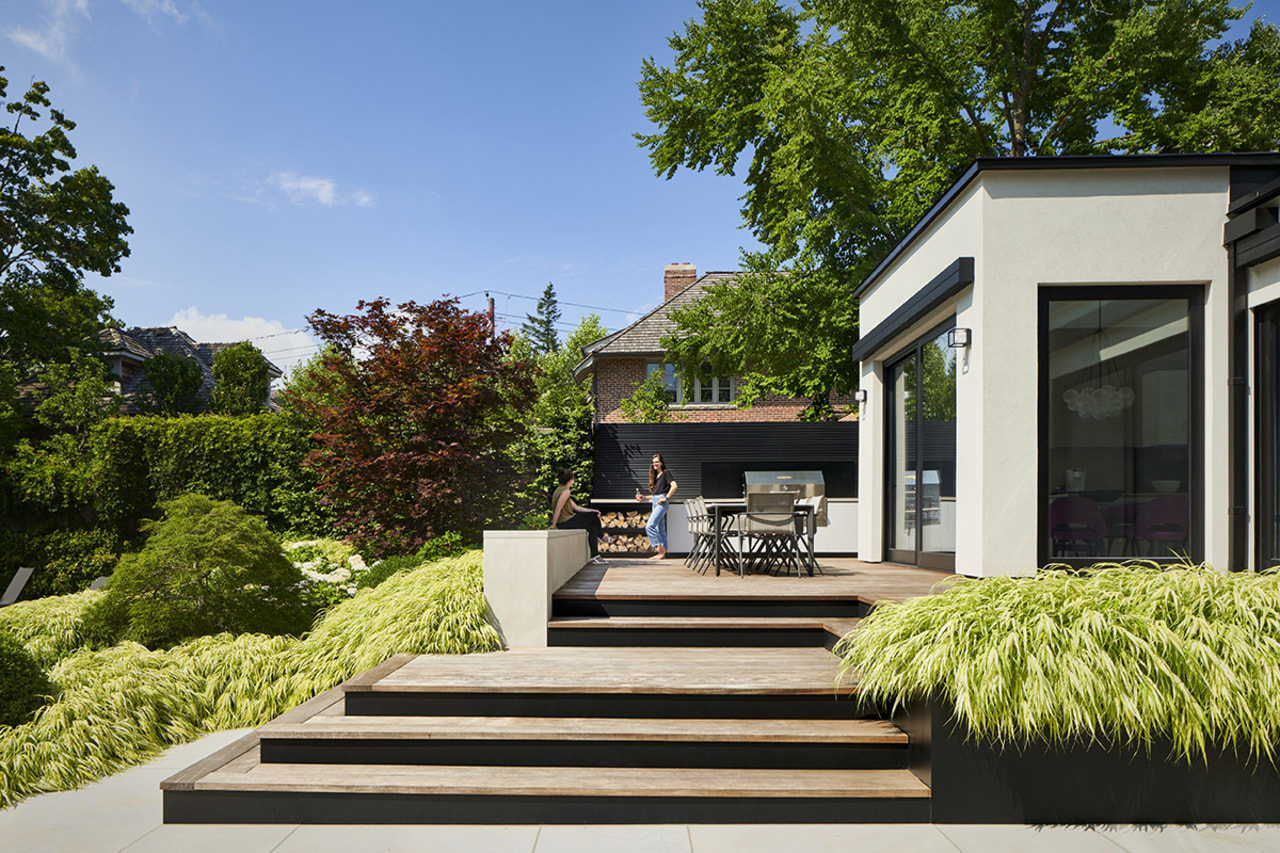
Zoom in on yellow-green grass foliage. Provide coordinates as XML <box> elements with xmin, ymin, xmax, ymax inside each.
<box><xmin>835</xmin><ymin>562</ymin><xmax>1280</xmax><ymax>763</ymax></box>
<box><xmin>0</xmin><ymin>551</ymin><xmax>498</xmax><ymax>807</ymax></box>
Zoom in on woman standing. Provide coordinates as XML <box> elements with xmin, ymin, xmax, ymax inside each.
<box><xmin>551</xmin><ymin>469</ymin><xmax>609</xmax><ymax>565</ymax></box>
<box><xmin>635</xmin><ymin>453</ymin><xmax>677</xmax><ymax>560</ymax></box>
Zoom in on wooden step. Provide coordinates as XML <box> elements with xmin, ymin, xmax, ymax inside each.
<box><xmin>261</xmin><ymin>713</ymin><xmax>905</xmax><ymax>745</ymax></box>
<box><xmin>547</xmin><ymin>616</ymin><xmax>862</xmax><ymax>648</ymax></box>
<box><xmin>164</xmin><ymin>740</ymin><xmax>930</xmax><ymax>824</ymax></box>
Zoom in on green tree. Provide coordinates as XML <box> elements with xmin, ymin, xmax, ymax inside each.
<box><xmin>81</xmin><ymin>493</ymin><xmax>310</xmax><ymax>648</ymax></box>
<box><xmin>638</xmin><ymin>0</ymin><xmax>1280</xmax><ymax>413</ymax></box>
<box><xmin>0</xmin><ymin>69</ymin><xmax>131</xmax><ymax>379</ymax></box>
<box><xmin>506</xmin><ymin>316</ymin><xmax>605</xmax><ymax>523</ymax></box>
<box><xmin>142</xmin><ymin>353</ymin><xmax>203</xmax><ymax>415</ymax></box>
<box><xmin>7</xmin><ymin>349</ymin><xmax>120</xmax><ymax>511</ymax></box>
<box><xmin>520</xmin><ymin>282</ymin><xmax>562</xmax><ymax>355</ymax></box>
<box><xmin>618</xmin><ymin>368</ymin><xmax>685</xmax><ymax>424</ymax></box>
<box><xmin>212</xmin><ymin>341</ymin><xmax>271</xmax><ymax>415</ymax></box>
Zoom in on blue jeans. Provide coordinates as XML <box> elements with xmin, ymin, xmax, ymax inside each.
<box><xmin>645</xmin><ymin>497</ymin><xmax>668</xmax><ymax>549</ymax></box>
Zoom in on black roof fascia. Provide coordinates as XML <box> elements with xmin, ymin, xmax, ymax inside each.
<box><xmin>850</xmin><ymin>257</ymin><xmax>974</xmax><ymax>363</ymax></box>
<box><xmin>855</xmin><ymin>153</ymin><xmax>1280</xmax><ymax>301</ymax></box>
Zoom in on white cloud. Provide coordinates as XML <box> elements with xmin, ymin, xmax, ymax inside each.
<box><xmin>6</xmin><ymin>0</ymin><xmax>90</xmax><ymax>63</ymax></box>
<box><xmin>168</xmin><ymin>307</ymin><xmax>318</xmax><ymax>380</ymax></box>
<box><xmin>269</xmin><ymin>171</ymin><xmax>375</xmax><ymax>209</ymax></box>
<box><xmin>121</xmin><ymin>0</ymin><xmax>188</xmax><ymax>25</ymax></box>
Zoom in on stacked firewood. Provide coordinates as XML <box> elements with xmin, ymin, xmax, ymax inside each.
<box><xmin>598</xmin><ymin>510</ymin><xmax>652</xmax><ymax>554</ymax></box>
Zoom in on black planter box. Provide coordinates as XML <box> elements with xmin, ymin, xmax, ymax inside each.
<box><xmin>897</xmin><ymin>698</ymin><xmax>1280</xmax><ymax>824</ymax></box>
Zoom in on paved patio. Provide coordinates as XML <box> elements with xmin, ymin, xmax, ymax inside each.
<box><xmin>7</xmin><ymin>728</ymin><xmax>1280</xmax><ymax>851</ymax></box>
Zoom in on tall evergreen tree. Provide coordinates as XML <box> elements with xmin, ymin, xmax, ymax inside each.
<box><xmin>521</xmin><ymin>282</ymin><xmax>562</xmax><ymax>355</ymax></box>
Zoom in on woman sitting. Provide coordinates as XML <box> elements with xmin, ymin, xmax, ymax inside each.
<box><xmin>551</xmin><ymin>468</ymin><xmax>609</xmax><ymax>565</ymax></box>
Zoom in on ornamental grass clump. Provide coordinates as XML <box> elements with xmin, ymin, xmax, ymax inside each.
<box><xmin>835</xmin><ymin>561</ymin><xmax>1280</xmax><ymax>763</ymax></box>
<box><xmin>0</xmin><ymin>551</ymin><xmax>498</xmax><ymax>807</ymax></box>
<box><xmin>0</xmin><ymin>589</ymin><xmax>100</xmax><ymax>668</ymax></box>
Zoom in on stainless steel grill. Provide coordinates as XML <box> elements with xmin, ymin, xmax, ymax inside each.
<box><xmin>743</xmin><ymin>470</ymin><xmax>827</xmax><ymax>526</ymax></box>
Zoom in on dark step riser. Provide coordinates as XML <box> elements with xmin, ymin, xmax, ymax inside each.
<box><xmin>345</xmin><ymin>692</ymin><xmax>863</xmax><ymax>720</ymax></box>
<box><xmin>259</xmin><ymin>738</ymin><xmax>908</xmax><ymax>771</ymax></box>
<box><xmin>548</xmin><ymin>628</ymin><xmax>829</xmax><ymax>648</ymax></box>
<box><xmin>553</xmin><ymin>600</ymin><xmax>868</xmax><ymax>619</ymax></box>
<box><xmin>164</xmin><ymin>790</ymin><xmax>930</xmax><ymax>825</ymax></box>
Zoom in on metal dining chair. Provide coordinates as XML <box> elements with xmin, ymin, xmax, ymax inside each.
<box><xmin>736</xmin><ymin>492</ymin><xmax>802</xmax><ymax>578</ymax></box>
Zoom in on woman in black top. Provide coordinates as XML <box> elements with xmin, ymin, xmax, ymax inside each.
<box><xmin>635</xmin><ymin>453</ymin><xmax>677</xmax><ymax>560</ymax></box>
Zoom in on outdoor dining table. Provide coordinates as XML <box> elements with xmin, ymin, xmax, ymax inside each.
<box><xmin>703</xmin><ymin>498</ymin><xmax>818</xmax><ymax>577</ymax></box>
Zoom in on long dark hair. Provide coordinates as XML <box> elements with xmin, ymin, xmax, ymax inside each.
<box><xmin>648</xmin><ymin>454</ymin><xmax>667</xmax><ymax>491</ymax></box>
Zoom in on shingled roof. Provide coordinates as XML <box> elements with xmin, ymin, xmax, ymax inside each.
<box><xmin>573</xmin><ymin>271</ymin><xmax>737</xmax><ymax>380</ymax></box>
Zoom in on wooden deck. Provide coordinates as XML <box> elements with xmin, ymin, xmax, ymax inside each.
<box><xmin>162</xmin><ymin>556</ymin><xmax>947</xmax><ymax>824</ymax></box>
<box><xmin>554</xmin><ymin>556</ymin><xmax>957</xmax><ymax>605</ymax></box>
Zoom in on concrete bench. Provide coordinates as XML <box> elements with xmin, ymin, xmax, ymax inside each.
<box><xmin>483</xmin><ymin>529</ymin><xmax>589</xmax><ymax>648</ymax></box>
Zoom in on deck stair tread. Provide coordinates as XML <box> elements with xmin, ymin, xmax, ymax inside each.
<box><xmin>363</xmin><ymin>647</ymin><xmax>854</xmax><ymax>695</ymax></box>
<box><xmin>259</xmin><ymin>714</ymin><xmax>905</xmax><ymax>744</ymax></box>
<box><xmin>193</xmin><ymin>760</ymin><xmax>929</xmax><ymax>799</ymax></box>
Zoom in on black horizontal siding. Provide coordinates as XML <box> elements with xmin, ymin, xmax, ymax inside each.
<box><xmin>592</xmin><ymin>423</ymin><xmax>859</xmax><ymax>500</ymax></box>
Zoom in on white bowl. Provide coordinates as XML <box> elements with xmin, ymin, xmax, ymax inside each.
<box><xmin>1152</xmin><ymin>479</ymin><xmax>1180</xmax><ymax>494</ymax></box>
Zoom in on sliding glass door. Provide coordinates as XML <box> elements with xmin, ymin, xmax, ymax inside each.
<box><xmin>885</xmin><ymin>322</ymin><xmax>957</xmax><ymax>571</ymax></box>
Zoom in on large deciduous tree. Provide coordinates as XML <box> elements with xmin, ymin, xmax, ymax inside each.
<box><xmin>212</xmin><ymin>341</ymin><xmax>271</xmax><ymax>415</ymax></box>
<box><xmin>0</xmin><ymin>69</ymin><xmax>131</xmax><ymax>379</ymax></box>
<box><xmin>638</xmin><ymin>0</ymin><xmax>1280</xmax><ymax>417</ymax></box>
<box><xmin>296</xmin><ymin>298</ymin><xmax>535</xmax><ymax>556</ymax></box>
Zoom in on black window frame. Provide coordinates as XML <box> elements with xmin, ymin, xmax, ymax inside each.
<box><xmin>1257</xmin><ymin>302</ymin><xmax>1280</xmax><ymax>570</ymax></box>
<box><xmin>1038</xmin><ymin>285</ymin><xmax>1204</xmax><ymax>568</ymax></box>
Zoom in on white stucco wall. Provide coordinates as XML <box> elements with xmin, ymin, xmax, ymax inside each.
<box><xmin>859</xmin><ymin>165</ymin><xmax>1233</xmax><ymax>577</ymax></box>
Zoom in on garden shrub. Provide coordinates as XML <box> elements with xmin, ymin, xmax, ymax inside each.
<box><xmin>0</xmin><ymin>631</ymin><xmax>55</xmax><ymax>727</ymax></box>
<box><xmin>0</xmin><ymin>551</ymin><xmax>497</xmax><ymax>807</ymax></box>
<box><xmin>355</xmin><ymin>554</ymin><xmax>423</xmax><ymax>590</ymax></box>
<box><xmin>24</xmin><ymin>528</ymin><xmax>120</xmax><ymax>598</ymax></box>
<box><xmin>836</xmin><ymin>561</ymin><xmax>1280</xmax><ymax>763</ymax></box>
<box><xmin>0</xmin><ymin>590</ymin><xmax>100</xmax><ymax>668</ymax></box>
<box><xmin>415</xmin><ymin>531</ymin><xmax>467</xmax><ymax>563</ymax></box>
<box><xmin>81</xmin><ymin>494</ymin><xmax>312</xmax><ymax>648</ymax></box>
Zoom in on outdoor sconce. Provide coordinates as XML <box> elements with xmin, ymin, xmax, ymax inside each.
<box><xmin>853</xmin><ymin>389</ymin><xmax>868</xmax><ymax>403</ymax></box>
<box><xmin>947</xmin><ymin>328</ymin><xmax>972</xmax><ymax>348</ymax></box>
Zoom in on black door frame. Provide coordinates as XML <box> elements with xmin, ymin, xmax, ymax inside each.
<box><xmin>1257</xmin><ymin>303</ymin><xmax>1280</xmax><ymax>570</ymax></box>
<box><xmin>884</xmin><ymin>319</ymin><xmax>957</xmax><ymax>573</ymax></box>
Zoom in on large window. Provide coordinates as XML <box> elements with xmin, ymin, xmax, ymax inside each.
<box><xmin>885</xmin><ymin>322</ymin><xmax>957</xmax><ymax>571</ymax></box>
<box><xmin>646</xmin><ymin>363</ymin><xmax>734</xmax><ymax>406</ymax></box>
<box><xmin>1041</xmin><ymin>288</ymin><xmax>1201</xmax><ymax>565</ymax></box>
<box><xmin>1259</xmin><ymin>304</ymin><xmax>1280</xmax><ymax>570</ymax></box>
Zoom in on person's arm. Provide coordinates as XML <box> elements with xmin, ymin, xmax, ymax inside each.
<box><xmin>663</xmin><ymin>479</ymin><xmax>677</xmax><ymax>503</ymax></box>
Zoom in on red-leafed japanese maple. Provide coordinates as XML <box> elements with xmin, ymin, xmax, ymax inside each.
<box><xmin>295</xmin><ymin>298</ymin><xmax>535</xmax><ymax>556</ymax></box>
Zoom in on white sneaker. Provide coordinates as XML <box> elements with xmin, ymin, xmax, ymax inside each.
<box><xmin>591</xmin><ymin>556</ymin><xmax>608</xmax><ymax>564</ymax></box>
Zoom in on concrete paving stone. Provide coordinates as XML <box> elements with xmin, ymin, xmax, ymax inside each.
<box><xmin>277</xmin><ymin>824</ymin><xmax>540</xmax><ymax>853</ymax></box>
<box><xmin>1094</xmin><ymin>823</ymin><xmax>1280</xmax><ymax>852</ymax></box>
<box><xmin>120</xmin><ymin>824</ymin><xmax>298</xmax><ymax>852</ymax></box>
<box><xmin>534</xmin><ymin>824</ymin><xmax>692</xmax><ymax>853</ymax></box>
<box><xmin>936</xmin><ymin>823</ymin><xmax>1125</xmax><ymax>853</ymax></box>
<box><xmin>689</xmin><ymin>823</ymin><xmax>962</xmax><ymax>853</ymax></box>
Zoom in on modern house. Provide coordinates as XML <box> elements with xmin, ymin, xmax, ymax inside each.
<box><xmin>850</xmin><ymin>153</ymin><xmax>1280</xmax><ymax>577</ymax></box>
<box><xmin>573</xmin><ymin>263</ymin><xmax>857</xmax><ymax>423</ymax></box>
<box><xmin>97</xmin><ymin>326</ymin><xmax>282</xmax><ymax>414</ymax></box>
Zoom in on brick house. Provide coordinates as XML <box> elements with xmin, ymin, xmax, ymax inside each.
<box><xmin>573</xmin><ymin>263</ymin><xmax>856</xmax><ymax>423</ymax></box>
<box><xmin>97</xmin><ymin>326</ymin><xmax>282</xmax><ymax>414</ymax></box>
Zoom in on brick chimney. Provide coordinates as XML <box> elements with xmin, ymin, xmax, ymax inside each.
<box><xmin>664</xmin><ymin>262</ymin><xmax>697</xmax><ymax>302</ymax></box>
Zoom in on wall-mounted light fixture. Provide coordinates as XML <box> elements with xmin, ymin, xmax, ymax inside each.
<box><xmin>947</xmin><ymin>328</ymin><xmax>972</xmax><ymax>348</ymax></box>
<box><xmin>853</xmin><ymin>389</ymin><xmax>868</xmax><ymax>403</ymax></box>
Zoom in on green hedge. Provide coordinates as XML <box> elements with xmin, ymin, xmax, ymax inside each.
<box><xmin>92</xmin><ymin>414</ymin><xmax>327</xmax><ymax>534</ymax></box>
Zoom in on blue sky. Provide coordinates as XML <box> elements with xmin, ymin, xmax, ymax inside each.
<box><xmin>5</xmin><ymin>1</ymin><xmax>1276</xmax><ymax>377</ymax></box>
<box><xmin>4</xmin><ymin>0</ymin><xmax>763</xmax><ymax>375</ymax></box>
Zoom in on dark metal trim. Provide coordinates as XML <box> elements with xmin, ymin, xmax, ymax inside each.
<box><xmin>1038</xmin><ymin>286</ymin><xmax>1204</xmax><ymax>568</ymax></box>
<box><xmin>851</xmin><ymin>258</ymin><xmax>974</xmax><ymax>363</ymax></box>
